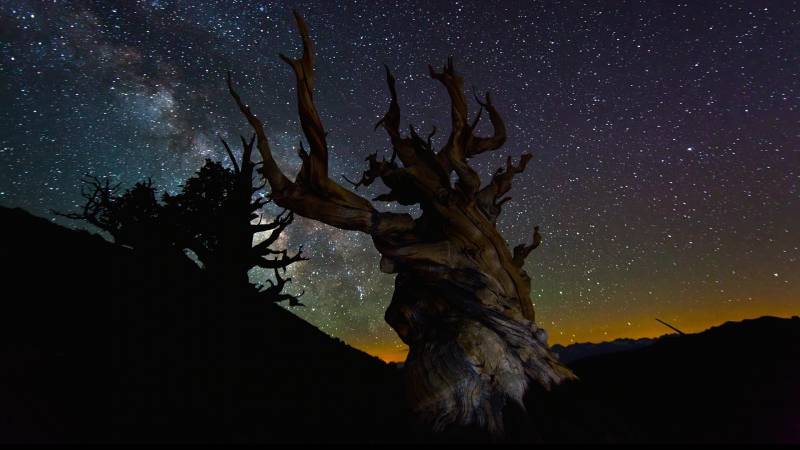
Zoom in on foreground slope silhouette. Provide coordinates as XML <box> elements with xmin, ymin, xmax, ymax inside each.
<box><xmin>0</xmin><ymin>207</ymin><xmax>405</xmax><ymax>443</ymax></box>
<box><xmin>0</xmin><ymin>206</ymin><xmax>797</xmax><ymax>443</ymax></box>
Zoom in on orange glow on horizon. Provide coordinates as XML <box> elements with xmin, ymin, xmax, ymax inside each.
<box><xmin>374</xmin><ymin>350</ymin><xmax>408</xmax><ymax>363</ymax></box>
<box><xmin>354</xmin><ymin>306</ymin><xmax>798</xmax><ymax>364</ymax></box>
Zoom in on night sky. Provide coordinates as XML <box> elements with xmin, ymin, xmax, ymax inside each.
<box><xmin>1</xmin><ymin>0</ymin><xmax>797</xmax><ymax>361</ymax></box>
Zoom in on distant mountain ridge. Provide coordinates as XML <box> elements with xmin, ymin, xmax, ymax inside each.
<box><xmin>552</xmin><ymin>315</ymin><xmax>800</xmax><ymax>365</ymax></box>
<box><xmin>552</xmin><ymin>336</ymin><xmax>660</xmax><ymax>364</ymax></box>
<box><xmin>561</xmin><ymin>314</ymin><xmax>800</xmax><ymax>444</ymax></box>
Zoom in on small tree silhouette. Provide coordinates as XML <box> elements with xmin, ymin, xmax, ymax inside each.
<box><xmin>57</xmin><ymin>136</ymin><xmax>305</xmax><ymax>305</ymax></box>
<box><xmin>55</xmin><ymin>176</ymin><xmax>175</xmax><ymax>251</ymax></box>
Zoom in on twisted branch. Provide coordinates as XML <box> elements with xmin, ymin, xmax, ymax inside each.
<box><xmin>228</xmin><ymin>10</ymin><xmax>415</xmax><ymax>237</ymax></box>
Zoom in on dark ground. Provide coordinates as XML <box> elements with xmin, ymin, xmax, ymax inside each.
<box><xmin>1</xmin><ymin>206</ymin><xmax>797</xmax><ymax>443</ymax></box>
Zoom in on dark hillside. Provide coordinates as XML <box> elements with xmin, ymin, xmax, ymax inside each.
<box><xmin>0</xmin><ymin>207</ymin><xmax>405</xmax><ymax>443</ymax></box>
<box><xmin>543</xmin><ymin>315</ymin><xmax>800</xmax><ymax>443</ymax></box>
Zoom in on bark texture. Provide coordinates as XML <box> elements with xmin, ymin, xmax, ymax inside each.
<box><xmin>228</xmin><ymin>10</ymin><xmax>576</xmax><ymax>435</ymax></box>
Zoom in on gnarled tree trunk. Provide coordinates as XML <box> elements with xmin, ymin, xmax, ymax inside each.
<box><xmin>228</xmin><ymin>10</ymin><xmax>576</xmax><ymax>435</ymax></box>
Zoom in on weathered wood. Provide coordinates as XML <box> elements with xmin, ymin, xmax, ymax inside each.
<box><xmin>228</xmin><ymin>9</ymin><xmax>576</xmax><ymax>436</ymax></box>
<box><xmin>656</xmin><ymin>318</ymin><xmax>686</xmax><ymax>335</ymax></box>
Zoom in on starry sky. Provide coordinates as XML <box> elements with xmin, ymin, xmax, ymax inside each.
<box><xmin>1</xmin><ymin>0</ymin><xmax>798</xmax><ymax>361</ymax></box>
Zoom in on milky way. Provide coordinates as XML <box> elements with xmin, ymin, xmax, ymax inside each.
<box><xmin>1</xmin><ymin>0</ymin><xmax>798</xmax><ymax>361</ymax></box>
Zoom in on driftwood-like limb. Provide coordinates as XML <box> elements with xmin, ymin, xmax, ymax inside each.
<box><xmin>227</xmin><ymin>14</ymin><xmax>414</xmax><ymax>237</ymax></box>
<box><xmin>343</xmin><ymin>153</ymin><xmax>394</xmax><ymax>189</ymax></box>
<box><xmin>476</xmin><ymin>153</ymin><xmax>533</xmax><ymax>222</ymax></box>
<box><xmin>239</xmin><ymin>134</ymin><xmax>256</xmax><ymax>172</ymax></box>
<box><xmin>250</xmin><ymin>208</ymin><xmax>290</xmax><ymax>233</ymax></box>
<box><xmin>227</xmin><ymin>71</ymin><xmax>291</xmax><ymax>193</ymax></box>
<box><xmin>219</xmin><ymin>137</ymin><xmax>241</xmax><ymax>173</ymax></box>
<box><xmin>429</xmin><ymin>57</ymin><xmax>469</xmax><ymax>141</ymax></box>
<box><xmin>655</xmin><ymin>318</ymin><xmax>686</xmax><ymax>335</ymax></box>
<box><xmin>513</xmin><ymin>226</ymin><xmax>542</xmax><ymax>267</ymax></box>
<box><xmin>259</xmin><ymin>268</ymin><xmax>305</xmax><ymax>306</ymax></box>
<box><xmin>429</xmin><ymin>58</ymin><xmax>481</xmax><ymax>198</ymax></box>
<box><xmin>374</xmin><ymin>65</ymin><xmax>414</xmax><ymax>165</ymax></box>
<box><xmin>228</xmin><ymin>10</ymin><xmax>575</xmax><ymax>437</ymax></box>
<box><xmin>251</xmin><ymin>210</ymin><xmax>294</xmax><ymax>254</ymax></box>
<box><xmin>253</xmin><ymin>245</ymin><xmax>307</xmax><ymax>271</ymax></box>
<box><xmin>278</xmin><ymin>10</ymin><xmax>328</xmax><ymax>187</ymax></box>
<box><xmin>467</xmin><ymin>92</ymin><xmax>507</xmax><ymax>157</ymax></box>
<box><xmin>374</xmin><ymin>65</ymin><xmax>451</xmax><ymax>204</ymax></box>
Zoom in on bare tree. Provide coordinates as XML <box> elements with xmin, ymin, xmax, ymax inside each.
<box><xmin>55</xmin><ymin>177</ymin><xmax>168</xmax><ymax>250</ymax></box>
<box><xmin>228</xmin><ymin>11</ymin><xmax>575</xmax><ymax>434</ymax></box>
